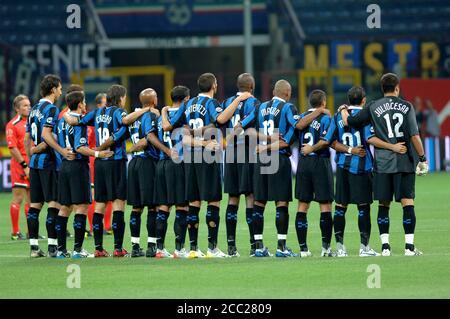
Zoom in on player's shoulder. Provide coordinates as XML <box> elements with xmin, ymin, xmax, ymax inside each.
<box><xmin>398</xmin><ymin>97</ymin><xmax>414</xmax><ymax>109</ymax></box>
<box><xmin>7</xmin><ymin>115</ymin><xmax>21</xmax><ymax>127</ymax></box>
<box><xmin>42</xmin><ymin>100</ymin><xmax>57</xmax><ymax>111</ymax></box>
<box><xmin>223</xmin><ymin>95</ymin><xmax>237</xmax><ymax>107</ymax></box>
<box><xmin>206</xmin><ymin>97</ymin><xmax>222</xmax><ymax>112</ymax></box>
<box><xmin>283</xmin><ymin>101</ymin><xmax>295</xmax><ymax>110</ymax></box>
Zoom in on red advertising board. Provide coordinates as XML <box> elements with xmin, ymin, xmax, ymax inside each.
<box><xmin>400</xmin><ymin>78</ymin><xmax>450</xmax><ymax>136</ymax></box>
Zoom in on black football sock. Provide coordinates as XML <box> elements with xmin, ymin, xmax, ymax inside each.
<box><xmin>187</xmin><ymin>206</ymin><xmax>200</xmax><ymax>251</ymax></box>
<box><xmin>333</xmin><ymin>206</ymin><xmax>347</xmax><ymax>245</ymax></box>
<box><xmin>56</xmin><ymin>215</ymin><xmax>68</xmax><ymax>252</ymax></box>
<box><xmin>112</xmin><ymin>211</ymin><xmax>125</xmax><ymax>250</ymax></box>
<box><xmin>357</xmin><ymin>204</ymin><xmax>371</xmax><ymax>246</ymax></box>
<box><xmin>46</xmin><ymin>207</ymin><xmax>59</xmax><ymax>248</ymax></box>
<box><xmin>147</xmin><ymin>208</ymin><xmax>157</xmax><ymax>249</ymax></box>
<box><xmin>403</xmin><ymin>205</ymin><xmax>416</xmax><ymax>251</ymax></box>
<box><xmin>93</xmin><ymin>213</ymin><xmax>104</xmax><ymax>251</ymax></box>
<box><xmin>73</xmin><ymin>214</ymin><xmax>87</xmax><ymax>252</ymax></box>
<box><xmin>156</xmin><ymin>209</ymin><xmax>169</xmax><ymax>250</ymax></box>
<box><xmin>320</xmin><ymin>211</ymin><xmax>333</xmax><ymax>249</ymax></box>
<box><xmin>206</xmin><ymin>205</ymin><xmax>220</xmax><ymax>250</ymax></box>
<box><xmin>276</xmin><ymin>206</ymin><xmax>289</xmax><ymax>251</ymax></box>
<box><xmin>246</xmin><ymin>208</ymin><xmax>255</xmax><ymax>249</ymax></box>
<box><xmin>226</xmin><ymin>204</ymin><xmax>238</xmax><ymax>248</ymax></box>
<box><xmin>27</xmin><ymin>207</ymin><xmax>41</xmax><ymax>249</ymax></box>
<box><xmin>295</xmin><ymin>212</ymin><xmax>308</xmax><ymax>251</ymax></box>
<box><xmin>174</xmin><ymin>210</ymin><xmax>188</xmax><ymax>251</ymax></box>
<box><xmin>252</xmin><ymin>205</ymin><xmax>265</xmax><ymax>250</ymax></box>
<box><xmin>130</xmin><ymin>210</ymin><xmax>141</xmax><ymax>250</ymax></box>
<box><xmin>377</xmin><ymin>205</ymin><xmax>390</xmax><ymax>250</ymax></box>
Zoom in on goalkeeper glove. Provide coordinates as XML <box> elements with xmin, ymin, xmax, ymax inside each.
<box><xmin>416</xmin><ymin>155</ymin><xmax>429</xmax><ymax>176</ymax></box>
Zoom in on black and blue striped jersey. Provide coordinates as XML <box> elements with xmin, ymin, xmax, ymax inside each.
<box><xmin>79</xmin><ymin>106</ymin><xmax>128</xmax><ymax>161</ymax></box>
<box><xmin>322</xmin><ymin>106</ymin><xmax>374</xmax><ymax>174</ymax></box>
<box><xmin>157</xmin><ymin>108</ymin><xmax>184</xmax><ymax>161</ymax></box>
<box><xmin>222</xmin><ymin>93</ymin><xmax>260</xmax><ymax>145</ymax></box>
<box><xmin>169</xmin><ymin>94</ymin><xmax>222</xmax><ymax>129</ymax></box>
<box><xmin>128</xmin><ymin>110</ymin><xmax>158</xmax><ymax>160</ymax></box>
<box><xmin>298</xmin><ymin>109</ymin><xmax>331</xmax><ymax>158</ymax></box>
<box><xmin>250</xmin><ymin>97</ymin><xmax>298</xmax><ymax>155</ymax></box>
<box><xmin>56</xmin><ymin>112</ymin><xmax>89</xmax><ymax>162</ymax></box>
<box><xmin>221</xmin><ymin>93</ymin><xmax>260</xmax><ymax>129</ymax></box>
<box><xmin>26</xmin><ymin>99</ymin><xmax>59</xmax><ymax>169</ymax></box>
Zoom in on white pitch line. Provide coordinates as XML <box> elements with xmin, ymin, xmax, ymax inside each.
<box><xmin>1</xmin><ymin>253</ymin><xmax>450</xmax><ymax>259</ymax></box>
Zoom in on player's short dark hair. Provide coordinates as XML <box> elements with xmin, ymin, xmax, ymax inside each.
<box><xmin>309</xmin><ymin>89</ymin><xmax>326</xmax><ymax>108</ymax></box>
<box><xmin>197</xmin><ymin>73</ymin><xmax>216</xmax><ymax>93</ymax></box>
<box><xmin>66</xmin><ymin>84</ymin><xmax>83</xmax><ymax>95</ymax></box>
<box><xmin>106</xmin><ymin>84</ymin><xmax>127</xmax><ymax>106</ymax></box>
<box><xmin>237</xmin><ymin>73</ymin><xmax>255</xmax><ymax>92</ymax></box>
<box><xmin>95</xmin><ymin>93</ymin><xmax>107</xmax><ymax>105</ymax></box>
<box><xmin>347</xmin><ymin>86</ymin><xmax>366</xmax><ymax>105</ymax></box>
<box><xmin>381</xmin><ymin>73</ymin><xmax>399</xmax><ymax>93</ymax></box>
<box><xmin>171</xmin><ymin>86</ymin><xmax>190</xmax><ymax>103</ymax></box>
<box><xmin>40</xmin><ymin>74</ymin><xmax>61</xmax><ymax>97</ymax></box>
<box><xmin>66</xmin><ymin>91</ymin><xmax>85</xmax><ymax>111</ymax></box>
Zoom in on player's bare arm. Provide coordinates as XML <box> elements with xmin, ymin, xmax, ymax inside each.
<box><xmin>128</xmin><ymin>137</ymin><xmax>148</xmax><ymax>153</ymax></box>
<box><xmin>331</xmin><ymin>140</ymin><xmax>366</xmax><ymax>158</ymax></box>
<box><xmin>121</xmin><ymin>106</ymin><xmax>151</xmax><ymax>125</ymax></box>
<box><xmin>147</xmin><ymin>132</ymin><xmax>178</xmax><ymax>159</ymax></box>
<box><xmin>256</xmin><ymin>138</ymin><xmax>289</xmax><ymax>153</ymax></box>
<box><xmin>301</xmin><ymin>139</ymin><xmax>329</xmax><ymax>156</ymax></box>
<box><xmin>63</xmin><ymin>112</ymin><xmax>80</xmax><ymax>126</ymax></box>
<box><xmin>161</xmin><ymin>106</ymin><xmax>173</xmax><ymax>131</ymax></box>
<box><xmin>77</xmin><ymin>146</ymin><xmax>114</xmax><ymax>159</ymax></box>
<box><xmin>30</xmin><ymin>142</ymin><xmax>48</xmax><ymax>155</ymax></box>
<box><xmin>343</xmin><ymin>106</ymin><xmax>371</xmax><ymax>128</ymax></box>
<box><xmin>9</xmin><ymin>146</ymin><xmax>29</xmax><ymax>177</ymax></box>
<box><xmin>216</xmin><ymin>92</ymin><xmax>252</xmax><ymax>125</ymax></box>
<box><xmin>96</xmin><ymin>136</ymin><xmax>115</xmax><ymax>151</ymax></box>
<box><xmin>41</xmin><ymin>127</ymin><xmax>75</xmax><ymax>160</ymax></box>
<box><xmin>24</xmin><ymin>132</ymin><xmax>32</xmax><ymax>160</ymax></box>
<box><xmin>367</xmin><ymin>136</ymin><xmax>407</xmax><ymax>154</ymax></box>
<box><xmin>182</xmin><ymin>132</ymin><xmax>219</xmax><ymax>151</ymax></box>
<box><xmin>245</xmin><ymin>126</ymin><xmax>281</xmax><ymax>144</ymax></box>
<box><xmin>296</xmin><ymin>106</ymin><xmax>329</xmax><ymax>130</ymax></box>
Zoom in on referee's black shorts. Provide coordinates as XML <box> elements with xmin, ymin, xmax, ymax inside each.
<box><xmin>224</xmin><ymin>145</ymin><xmax>253</xmax><ymax>196</ymax></box>
<box><xmin>335</xmin><ymin>166</ymin><xmax>373</xmax><ymax>205</ymax></box>
<box><xmin>58</xmin><ymin>160</ymin><xmax>91</xmax><ymax>206</ymax></box>
<box><xmin>253</xmin><ymin>153</ymin><xmax>292</xmax><ymax>202</ymax></box>
<box><xmin>127</xmin><ymin>156</ymin><xmax>157</xmax><ymax>207</ymax></box>
<box><xmin>295</xmin><ymin>156</ymin><xmax>334</xmax><ymax>203</ymax></box>
<box><xmin>185</xmin><ymin>151</ymin><xmax>222</xmax><ymax>202</ymax></box>
<box><xmin>154</xmin><ymin>159</ymin><xmax>187</xmax><ymax>206</ymax></box>
<box><xmin>374</xmin><ymin>172</ymin><xmax>415</xmax><ymax>202</ymax></box>
<box><xmin>30</xmin><ymin>167</ymin><xmax>58</xmax><ymax>203</ymax></box>
<box><xmin>94</xmin><ymin>159</ymin><xmax>127</xmax><ymax>203</ymax></box>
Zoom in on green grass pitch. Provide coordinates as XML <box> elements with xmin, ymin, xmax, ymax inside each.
<box><xmin>0</xmin><ymin>173</ymin><xmax>449</xmax><ymax>298</ymax></box>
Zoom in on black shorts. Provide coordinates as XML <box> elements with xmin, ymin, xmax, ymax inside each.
<box><xmin>94</xmin><ymin>159</ymin><xmax>127</xmax><ymax>202</ymax></box>
<box><xmin>58</xmin><ymin>161</ymin><xmax>91</xmax><ymax>206</ymax></box>
<box><xmin>295</xmin><ymin>156</ymin><xmax>334</xmax><ymax>203</ymax></box>
<box><xmin>127</xmin><ymin>157</ymin><xmax>156</xmax><ymax>207</ymax></box>
<box><xmin>185</xmin><ymin>157</ymin><xmax>222</xmax><ymax>202</ymax></box>
<box><xmin>335</xmin><ymin>167</ymin><xmax>373</xmax><ymax>205</ymax></box>
<box><xmin>154</xmin><ymin>160</ymin><xmax>187</xmax><ymax>206</ymax></box>
<box><xmin>374</xmin><ymin>172</ymin><xmax>415</xmax><ymax>202</ymax></box>
<box><xmin>224</xmin><ymin>146</ymin><xmax>253</xmax><ymax>196</ymax></box>
<box><xmin>253</xmin><ymin>154</ymin><xmax>292</xmax><ymax>202</ymax></box>
<box><xmin>29</xmin><ymin>167</ymin><xmax>58</xmax><ymax>203</ymax></box>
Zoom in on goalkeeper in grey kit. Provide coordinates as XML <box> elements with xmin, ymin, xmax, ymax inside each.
<box><xmin>341</xmin><ymin>73</ymin><xmax>428</xmax><ymax>257</ymax></box>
